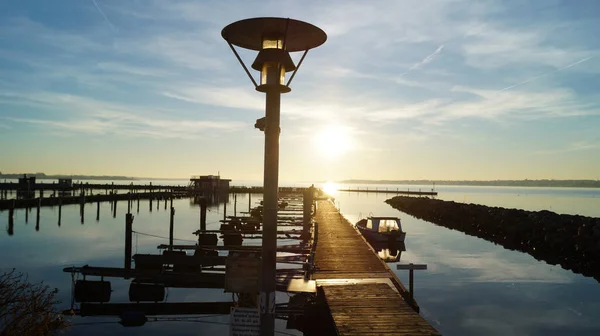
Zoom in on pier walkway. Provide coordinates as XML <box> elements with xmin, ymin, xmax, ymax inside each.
<box><xmin>312</xmin><ymin>200</ymin><xmax>440</xmax><ymax>335</ymax></box>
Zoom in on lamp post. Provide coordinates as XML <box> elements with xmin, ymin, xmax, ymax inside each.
<box><xmin>222</xmin><ymin>17</ymin><xmax>326</xmax><ymax>335</ymax></box>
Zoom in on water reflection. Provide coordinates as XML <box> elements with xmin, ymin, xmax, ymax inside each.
<box><xmin>333</xmin><ymin>187</ymin><xmax>600</xmax><ymax>336</ymax></box>
<box><xmin>370</xmin><ymin>240</ymin><xmax>406</xmax><ymax>263</ymax></box>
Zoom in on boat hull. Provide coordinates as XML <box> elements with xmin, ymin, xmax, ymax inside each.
<box><xmin>356</xmin><ymin>226</ymin><xmax>406</xmax><ymax>243</ymax></box>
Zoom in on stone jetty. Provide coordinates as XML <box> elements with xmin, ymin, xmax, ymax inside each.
<box><xmin>386</xmin><ymin>196</ymin><xmax>600</xmax><ymax>282</ymax></box>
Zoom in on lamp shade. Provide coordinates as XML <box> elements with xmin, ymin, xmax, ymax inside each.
<box><xmin>222</xmin><ymin>17</ymin><xmax>327</xmax><ymax>52</ymax></box>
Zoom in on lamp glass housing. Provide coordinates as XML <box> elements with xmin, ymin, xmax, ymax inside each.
<box><xmin>261</xmin><ymin>62</ymin><xmax>286</xmax><ymax>86</ymax></box>
<box><xmin>262</xmin><ymin>37</ymin><xmax>284</xmax><ymax>50</ymax></box>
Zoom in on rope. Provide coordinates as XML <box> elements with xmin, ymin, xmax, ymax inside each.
<box><xmin>132</xmin><ymin>230</ymin><xmax>197</xmax><ymax>243</ymax></box>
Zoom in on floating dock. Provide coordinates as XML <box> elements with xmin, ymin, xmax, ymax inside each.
<box><xmin>312</xmin><ymin>200</ymin><xmax>440</xmax><ymax>335</ymax></box>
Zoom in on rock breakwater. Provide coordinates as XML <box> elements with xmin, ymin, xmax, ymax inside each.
<box><xmin>386</xmin><ymin>196</ymin><xmax>600</xmax><ymax>282</ymax></box>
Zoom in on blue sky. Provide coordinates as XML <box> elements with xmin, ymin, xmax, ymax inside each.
<box><xmin>1</xmin><ymin>0</ymin><xmax>599</xmax><ymax>182</ymax></box>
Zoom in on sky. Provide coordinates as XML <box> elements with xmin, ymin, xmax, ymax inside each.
<box><xmin>1</xmin><ymin>0</ymin><xmax>599</xmax><ymax>183</ymax></box>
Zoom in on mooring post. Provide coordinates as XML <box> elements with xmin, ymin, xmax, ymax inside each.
<box><xmin>234</xmin><ymin>193</ymin><xmax>237</xmax><ymax>217</ymax></box>
<box><xmin>137</xmin><ymin>195</ymin><xmax>140</xmax><ymax>213</ymax></box>
<box><xmin>164</xmin><ymin>196</ymin><xmax>167</xmax><ymax>210</ymax></box>
<box><xmin>80</xmin><ymin>203</ymin><xmax>84</xmax><ymax>225</ymax></box>
<box><xmin>169</xmin><ymin>207</ymin><xmax>175</xmax><ymax>251</ymax></box>
<box><xmin>302</xmin><ymin>189</ymin><xmax>313</xmax><ymax>243</ymax></box>
<box><xmin>127</xmin><ymin>193</ymin><xmax>131</xmax><ymax>214</ymax></box>
<box><xmin>9</xmin><ymin>200</ymin><xmax>15</xmax><ymax>225</ymax></box>
<box><xmin>8</xmin><ymin>202</ymin><xmax>14</xmax><ymax>236</ymax></box>
<box><xmin>156</xmin><ymin>196</ymin><xmax>159</xmax><ymax>210</ymax></box>
<box><xmin>200</xmin><ymin>197</ymin><xmax>207</xmax><ymax>232</ymax></box>
<box><xmin>25</xmin><ymin>203</ymin><xmax>29</xmax><ymax>223</ymax></box>
<box><xmin>223</xmin><ymin>196</ymin><xmax>227</xmax><ymax>222</ymax></box>
<box><xmin>396</xmin><ymin>263</ymin><xmax>427</xmax><ymax>306</ymax></box>
<box><xmin>149</xmin><ymin>195</ymin><xmax>153</xmax><ymax>212</ymax></box>
<box><xmin>248</xmin><ymin>192</ymin><xmax>252</xmax><ymax>213</ymax></box>
<box><xmin>113</xmin><ymin>199</ymin><xmax>117</xmax><ymax>218</ymax></box>
<box><xmin>58</xmin><ymin>197</ymin><xmax>62</xmax><ymax>226</ymax></box>
<box><xmin>124</xmin><ymin>213</ymin><xmax>134</xmax><ymax>275</ymax></box>
<box><xmin>96</xmin><ymin>200</ymin><xmax>100</xmax><ymax>221</ymax></box>
<box><xmin>170</xmin><ymin>196</ymin><xmax>173</xmax><ymax>209</ymax></box>
<box><xmin>36</xmin><ymin>197</ymin><xmax>41</xmax><ymax>224</ymax></box>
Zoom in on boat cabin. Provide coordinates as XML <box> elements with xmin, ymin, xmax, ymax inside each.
<box><xmin>362</xmin><ymin>217</ymin><xmax>402</xmax><ymax>233</ymax></box>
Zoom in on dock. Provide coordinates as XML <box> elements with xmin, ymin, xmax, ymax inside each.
<box><xmin>312</xmin><ymin>200</ymin><xmax>440</xmax><ymax>335</ymax></box>
<box><xmin>338</xmin><ymin>188</ymin><xmax>437</xmax><ymax>196</ymax></box>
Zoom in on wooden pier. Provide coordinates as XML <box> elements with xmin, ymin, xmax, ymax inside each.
<box><xmin>312</xmin><ymin>200</ymin><xmax>440</xmax><ymax>335</ymax></box>
<box><xmin>338</xmin><ymin>188</ymin><xmax>437</xmax><ymax>196</ymax></box>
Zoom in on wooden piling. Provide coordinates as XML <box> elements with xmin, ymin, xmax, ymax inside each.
<box><xmin>302</xmin><ymin>189</ymin><xmax>313</xmax><ymax>242</ymax></box>
<box><xmin>248</xmin><ymin>192</ymin><xmax>252</xmax><ymax>213</ymax></box>
<box><xmin>164</xmin><ymin>197</ymin><xmax>167</xmax><ymax>210</ymax></box>
<box><xmin>25</xmin><ymin>204</ymin><xmax>28</xmax><ymax>223</ymax></box>
<box><xmin>149</xmin><ymin>196</ymin><xmax>153</xmax><ymax>212</ymax></box>
<box><xmin>113</xmin><ymin>199</ymin><xmax>117</xmax><ymax>218</ymax></box>
<box><xmin>36</xmin><ymin>197</ymin><xmax>41</xmax><ymax>227</ymax></box>
<box><xmin>8</xmin><ymin>200</ymin><xmax>14</xmax><ymax>235</ymax></box>
<box><xmin>124</xmin><ymin>213</ymin><xmax>133</xmax><ymax>275</ymax></box>
<box><xmin>80</xmin><ymin>203</ymin><xmax>84</xmax><ymax>225</ymax></box>
<box><xmin>96</xmin><ymin>201</ymin><xmax>100</xmax><ymax>221</ymax></box>
<box><xmin>234</xmin><ymin>194</ymin><xmax>237</xmax><ymax>217</ymax></box>
<box><xmin>169</xmin><ymin>207</ymin><xmax>175</xmax><ymax>251</ymax></box>
<box><xmin>58</xmin><ymin>197</ymin><xmax>62</xmax><ymax>226</ymax></box>
<box><xmin>137</xmin><ymin>196</ymin><xmax>140</xmax><ymax>213</ymax></box>
<box><xmin>223</xmin><ymin>197</ymin><xmax>227</xmax><ymax>222</ymax></box>
<box><xmin>200</xmin><ymin>197</ymin><xmax>207</xmax><ymax>232</ymax></box>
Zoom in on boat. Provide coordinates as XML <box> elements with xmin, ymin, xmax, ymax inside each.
<box><xmin>355</xmin><ymin>216</ymin><xmax>406</xmax><ymax>243</ymax></box>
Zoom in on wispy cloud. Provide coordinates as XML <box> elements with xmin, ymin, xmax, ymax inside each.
<box><xmin>400</xmin><ymin>45</ymin><xmax>445</xmax><ymax>76</ymax></box>
<box><xmin>91</xmin><ymin>0</ymin><xmax>117</xmax><ymax>32</ymax></box>
<box><xmin>500</xmin><ymin>56</ymin><xmax>596</xmax><ymax>91</ymax></box>
<box><xmin>0</xmin><ymin>91</ymin><xmax>246</xmax><ymax>138</ymax></box>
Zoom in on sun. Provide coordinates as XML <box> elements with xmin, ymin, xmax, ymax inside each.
<box><xmin>321</xmin><ymin>181</ymin><xmax>339</xmax><ymax>196</ymax></box>
<box><xmin>313</xmin><ymin>125</ymin><xmax>353</xmax><ymax>158</ymax></box>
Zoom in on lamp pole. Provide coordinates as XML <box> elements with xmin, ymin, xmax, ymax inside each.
<box><xmin>260</xmin><ymin>86</ymin><xmax>281</xmax><ymax>334</ymax></box>
<box><xmin>221</xmin><ymin>18</ymin><xmax>326</xmax><ymax>335</ymax></box>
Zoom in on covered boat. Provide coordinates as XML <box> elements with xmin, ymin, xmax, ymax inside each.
<box><xmin>355</xmin><ymin>216</ymin><xmax>406</xmax><ymax>243</ymax></box>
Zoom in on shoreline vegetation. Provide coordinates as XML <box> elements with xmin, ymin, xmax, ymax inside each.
<box><xmin>340</xmin><ymin>179</ymin><xmax>600</xmax><ymax>188</ymax></box>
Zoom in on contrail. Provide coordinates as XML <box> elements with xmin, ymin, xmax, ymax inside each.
<box><xmin>399</xmin><ymin>45</ymin><xmax>444</xmax><ymax>77</ymax></box>
<box><xmin>91</xmin><ymin>0</ymin><xmax>117</xmax><ymax>32</ymax></box>
<box><xmin>500</xmin><ymin>56</ymin><xmax>595</xmax><ymax>92</ymax></box>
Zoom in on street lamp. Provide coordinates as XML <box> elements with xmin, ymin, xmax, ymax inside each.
<box><xmin>222</xmin><ymin>17</ymin><xmax>326</xmax><ymax>335</ymax></box>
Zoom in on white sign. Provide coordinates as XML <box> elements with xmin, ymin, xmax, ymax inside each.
<box><xmin>230</xmin><ymin>307</ymin><xmax>259</xmax><ymax>336</ymax></box>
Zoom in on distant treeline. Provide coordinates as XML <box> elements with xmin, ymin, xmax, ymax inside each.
<box><xmin>340</xmin><ymin>179</ymin><xmax>600</xmax><ymax>188</ymax></box>
<box><xmin>0</xmin><ymin>173</ymin><xmax>137</xmax><ymax>181</ymax></box>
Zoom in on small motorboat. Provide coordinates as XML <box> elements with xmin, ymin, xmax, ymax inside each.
<box><xmin>355</xmin><ymin>216</ymin><xmax>406</xmax><ymax>243</ymax></box>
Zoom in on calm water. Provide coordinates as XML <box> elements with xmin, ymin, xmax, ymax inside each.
<box><xmin>333</xmin><ymin>184</ymin><xmax>600</xmax><ymax>336</ymax></box>
<box><xmin>1</xmin><ymin>183</ymin><xmax>600</xmax><ymax>335</ymax></box>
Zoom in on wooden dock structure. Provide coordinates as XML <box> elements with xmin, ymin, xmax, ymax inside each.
<box><xmin>312</xmin><ymin>200</ymin><xmax>440</xmax><ymax>335</ymax></box>
<box><xmin>338</xmin><ymin>188</ymin><xmax>437</xmax><ymax>196</ymax></box>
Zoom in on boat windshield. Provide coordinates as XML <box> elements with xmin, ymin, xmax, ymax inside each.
<box><xmin>377</xmin><ymin>219</ymin><xmax>399</xmax><ymax>233</ymax></box>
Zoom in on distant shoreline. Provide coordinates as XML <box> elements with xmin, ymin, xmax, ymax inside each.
<box><xmin>339</xmin><ymin>179</ymin><xmax>600</xmax><ymax>188</ymax></box>
<box><xmin>0</xmin><ymin>173</ymin><xmax>184</xmax><ymax>181</ymax></box>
